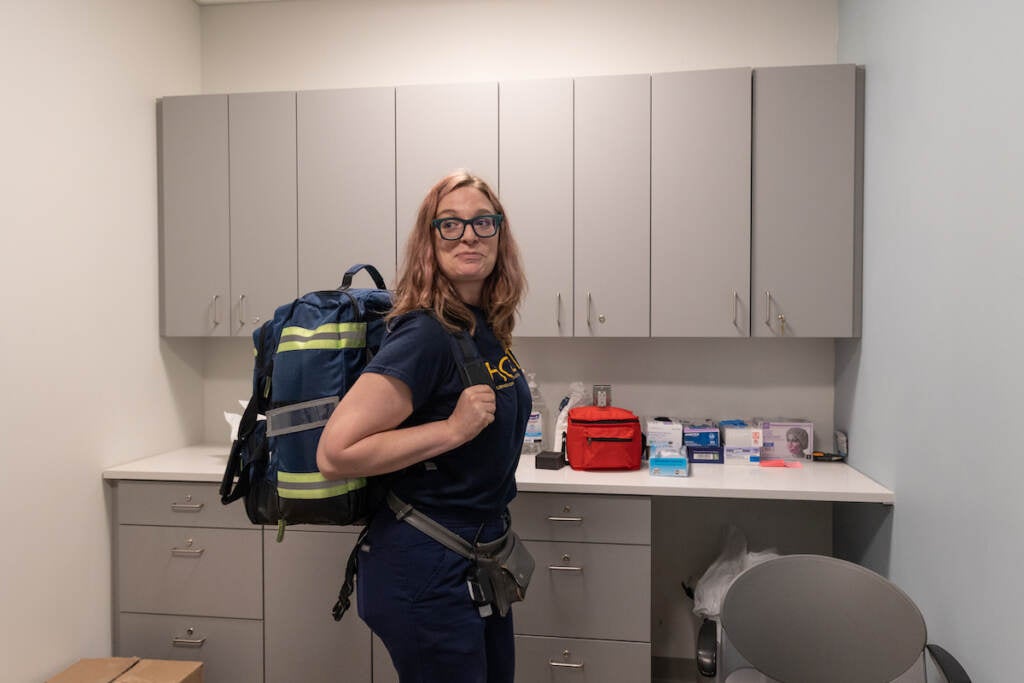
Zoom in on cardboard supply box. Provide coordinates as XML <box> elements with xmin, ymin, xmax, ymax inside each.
<box><xmin>48</xmin><ymin>657</ymin><xmax>202</xmax><ymax>683</ymax></box>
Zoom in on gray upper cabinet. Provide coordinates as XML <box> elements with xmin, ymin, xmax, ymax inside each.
<box><xmin>499</xmin><ymin>78</ymin><xmax>574</xmax><ymax>337</ymax></box>
<box><xmin>752</xmin><ymin>64</ymin><xmax>863</xmax><ymax>337</ymax></box>
<box><xmin>574</xmin><ymin>74</ymin><xmax>651</xmax><ymax>337</ymax></box>
<box><xmin>229</xmin><ymin>92</ymin><xmax>298</xmax><ymax>336</ymax></box>
<box><xmin>297</xmin><ymin>88</ymin><xmax>397</xmax><ymax>292</ymax></box>
<box><xmin>651</xmin><ymin>68</ymin><xmax>752</xmax><ymax>337</ymax></box>
<box><xmin>159</xmin><ymin>95</ymin><xmax>230</xmax><ymax>337</ymax></box>
<box><xmin>395</xmin><ymin>83</ymin><xmax>498</xmax><ymax>252</ymax></box>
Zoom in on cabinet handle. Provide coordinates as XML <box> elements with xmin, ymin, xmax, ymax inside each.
<box><xmin>172</xmin><ymin>636</ymin><xmax>206</xmax><ymax>648</ymax></box>
<box><xmin>211</xmin><ymin>294</ymin><xmax>221</xmax><ymax>327</ymax></box>
<box><xmin>547</xmin><ymin>565</ymin><xmax>583</xmax><ymax>572</ymax></box>
<box><xmin>556</xmin><ymin>292</ymin><xmax>562</xmax><ymax>329</ymax></box>
<box><xmin>171</xmin><ymin>547</ymin><xmax>205</xmax><ymax>557</ymax></box>
<box><xmin>548</xmin><ymin>661</ymin><xmax>585</xmax><ymax>669</ymax></box>
<box><xmin>238</xmin><ymin>294</ymin><xmax>247</xmax><ymax>327</ymax></box>
<box><xmin>733</xmin><ymin>291</ymin><xmax>740</xmax><ymax>328</ymax></box>
<box><xmin>546</xmin><ymin>515</ymin><xmax>583</xmax><ymax>522</ymax></box>
<box><xmin>171</xmin><ymin>502</ymin><xmax>204</xmax><ymax>513</ymax></box>
<box><xmin>586</xmin><ymin>292</ymin><xmax>593</xmax><ymax>328</ymax></box>
<box><xmin>764</xmin><ymin>291</ymin><xmax>772</xmax><ymax>330</ymax></box>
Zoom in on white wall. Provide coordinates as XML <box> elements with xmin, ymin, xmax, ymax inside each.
<box><xmin>0</xmin><ymin>1</ymin><xmax>204</xmax><ymax>679</ymax></box>
<box><xmin>197</xmin><ymin>0</ymin><xmax>842</xmax><ymax>661</ymax></box>
<box><xmin>836</xmin><ymin>2</ymin><xmax>1024</xmax><ymax>680</ymax></box>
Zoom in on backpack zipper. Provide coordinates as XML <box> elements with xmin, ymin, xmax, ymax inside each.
<box><xmin>571</xmin><ymin>418</ymin><xmax>638</xmax><ymax>425</ymax></box>
<box><xmin>587</xmin><ymin>436</ymin><xmax>633</xmax><ymax>444</ymax></box>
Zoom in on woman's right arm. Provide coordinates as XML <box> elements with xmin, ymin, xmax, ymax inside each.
<box><xmin>315</xmin><ymin>372</ymin><xmax>496</xmax><ymax>480</ymax></box>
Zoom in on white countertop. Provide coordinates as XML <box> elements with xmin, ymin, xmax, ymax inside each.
<box><xmin>103</xmin><ymin>445</ymin><xmax>893</xmax><ymax>504</ymax></box>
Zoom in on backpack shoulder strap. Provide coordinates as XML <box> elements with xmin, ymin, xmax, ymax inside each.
<box><xmin>448</xmin><ymin>329</ymin><xmax>493</xmax><ymax>388</ymax></box>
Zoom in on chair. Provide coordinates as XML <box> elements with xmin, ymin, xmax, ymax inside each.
<box><xmin>697</xmin><ymin>554</ymin><xmax>971</xmax><ymax>683</ymax></box>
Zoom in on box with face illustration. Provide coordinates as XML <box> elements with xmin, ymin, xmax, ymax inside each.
<box><xmin>760</xmin><ymin>420</ymin><xmax>814</xmax><ymax>460</ymax></box>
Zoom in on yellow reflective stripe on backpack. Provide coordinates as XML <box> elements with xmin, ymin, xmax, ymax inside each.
<box><xmin>277</xmin><ymin>322</ymin><xmax>367</xmax><ymax>353</ymax></box>
<box><xmin>276</xmin><ymin>471</ymin><xmax>368</xmax><ymax>500</ymax></box>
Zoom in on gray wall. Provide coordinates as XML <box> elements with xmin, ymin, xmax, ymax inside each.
<box><xmin>836</xmin><ymin>2</ymin><xmax>1024</xmax><ymax>679</ymax></box>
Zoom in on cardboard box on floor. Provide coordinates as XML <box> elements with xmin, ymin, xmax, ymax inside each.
<box><xmin>47</xmin><ymin>657</ymin><xmax>202</xmax><ymax>683</ymax></box>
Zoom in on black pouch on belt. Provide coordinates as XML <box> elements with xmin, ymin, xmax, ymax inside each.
<box><xmin>477</xmin><ymin>531</ymin><xmax>535</xmax><ymax>617</ymax></box>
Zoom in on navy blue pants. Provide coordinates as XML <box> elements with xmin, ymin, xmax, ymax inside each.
<box><xmin>357</xmin><ymin>507</ymin><xmax>515</xmax><ymax>683</ymax></box>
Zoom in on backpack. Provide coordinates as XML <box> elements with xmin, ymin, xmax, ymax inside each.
<box><xmin>218</xmin><ymin>263</ymin><xmax>492</xmax><ymax>539</ymax></box>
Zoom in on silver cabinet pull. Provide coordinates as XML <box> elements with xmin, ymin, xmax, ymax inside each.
<box><xmin>211</xmin><ymin>294</ymin><xmax>221</xmax><ymax>327</ymax></box>
<box><xmin>548</xmin><ymin>661</ymin><xmax>584</xmax><ymax>669</ymax></box>
<box><xmin>547</xmin><ymin>565</ymin><xmax>583</xmax><ymax>572</ymax></box>
<box><xmin>171</xmin><ymin>503</ymin><xmax>203</xmax><ymax>513</ymax></box>
<box><xmin>764</xmin><ymin>290</ymin><xmax>772</xmax><ymax>329</ymax></box>
<box><xmin>556</xmin><ymin>292</ymin><xmax>562</xmax><ymax>329</ymax></box>
<box><xmin>238</xmin><ymin>294</ymin><xmax>247</xmax><ymax>327</ymax></box>
<box><xmin>546</xmin><ymin>515</ymin><xmax>583</xmax><ymax>522</ymax></box>
<box><xmin>171</xmin><ymin>538</ymin><xmax>204</xmax><ymax>557</ymax></box>
<box><xmin>733</xmin><ymin>291</ymin><xmax>740</xmax><ymax>328</ymax></box>
<box><xmin>586</xmin><ymin>292</ymin><xmax>593</xmax><ymax>328</ymax></box>
<box><xmin>173</xmin><ymin>628</ymin><xmax>206</xmax><ymax>648</ymax></box>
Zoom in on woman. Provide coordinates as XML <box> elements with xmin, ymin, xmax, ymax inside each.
<box><xmin>786</xmin><ymin>427</ymin><xmax>809</xmax><ymax>458</ymax></box>
<box><xmin>316</xmin><ymin>170</ymin><xmax>530</xmax><ymax>683</ymax></box>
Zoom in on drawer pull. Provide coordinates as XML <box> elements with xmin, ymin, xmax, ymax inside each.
<box><xmin>548</xmin><ymin>660</ymin><xmax>584</xmax><ymax>669</ymax></box>
<box><xmin>546</xmin><ymin>516</ymin><xmax>583</xmax><ymax>523</ymax></box>
<box><xmin>171</xmin><ymin>503</ymin><xmax>204</xmax><ymax>512</ymax></box>
<box><xmin>171</xmin><ymin>539</ymin><xmax>204</xmax><ymax>557</ymax></box>
<box><xmin>173</xmin><ymin>627</ymin><xmax>205</xmax><ymax>648</ymax></box>
<box><xmin>547</xmin><ymin>565</ymin><xmax>583</xmax><ymax>572</ymax></box>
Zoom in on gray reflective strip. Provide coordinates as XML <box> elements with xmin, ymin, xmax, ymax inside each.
<box><xmin>278</xmin><ymin>330</ymin><xmax>365</xmax><ymax>344</ymax></box>
<box><xmin>266</xmin><ymin>396</ymin><xmax>339</xmax><ymax>437</ymax></box>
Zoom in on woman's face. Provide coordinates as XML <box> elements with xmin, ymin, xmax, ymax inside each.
<box><xmin>786</xmin><ymin>433</ymin><xmax>804</xmax><ymax>455</ymax></box>
<box><xmin>433</xmin><ymin>186</ymin><xmax>499</xmax><ymax>303</ymax></box>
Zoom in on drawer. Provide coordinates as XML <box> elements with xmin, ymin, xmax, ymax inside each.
<box><xmin>513</xmin><ymin>540</ymin><xmax>651</xmax><ymax>641</ymax></box>
<box><xmin>117</xmin><ymin>612</ymin><xmax>263</xmax><ymax>683</ymax></box>
<box><xmin>509</xmin><ymin>493</ymin><xmax>651</xmax><ymax>544</ymax></box>
<box><xmin>117</xmin><ymin>481</ymin><xmax>253</xmax><ymax>528</ymax></box>
<box><xmin>118</xmin><ymin>525</ymin><xmax>262</xmax><ymax>618</ymax></box>
<box><xmin>514</xmin><ymin>634</ymin><xmax>651</xmax><ymax>683</ymax></box>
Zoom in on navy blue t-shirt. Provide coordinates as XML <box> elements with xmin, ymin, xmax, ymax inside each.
<box><xmin>363</xmin><ymin>308</ymin><xmax>530</xmax><ymax>522</ymax></box>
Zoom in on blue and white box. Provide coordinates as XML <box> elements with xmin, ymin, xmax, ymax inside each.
<box><xmin>683</xmin><ymin>420</ymin><xmax>720</xmax><ymax>447</ymax></box>
<box><xmin>646</xmin><ymin>416</ymin><xmax>684</xmax><ymax>459</ymax></box>
<box><xmin>649</xmin><ymin>454</ymin><xmax>691</xmax><ymax>477</ymax></box>
<box><xmin>687</xmin><ymin>444</ymin><xmax>723</xmax><ymax>464</ymax></box>
<box><xmin>723</xmin><ymin>445</ymin><xmax>761</xmax><ymax>465</ymax></box>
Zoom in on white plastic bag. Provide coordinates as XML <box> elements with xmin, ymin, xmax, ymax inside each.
<box><xmin>553</xmin><ymin>382</ymin><xmax>589</xmax><ymax>452</ymax></box>
<box><xmin>692</xmin><ymin>525</ymin><xmax>779</xmax><ymax>620</ymax></box>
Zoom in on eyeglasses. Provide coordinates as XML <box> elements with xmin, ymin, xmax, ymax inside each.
<box><xmin>431</xmin><ymin>214</ymin><xmax>503</xmax><ymax>241</ymax></box>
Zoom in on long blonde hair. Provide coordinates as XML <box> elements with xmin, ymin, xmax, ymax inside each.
<box><xmin>389</xmin><ymin>170</ymin><xmax>526</xmax><ymax>347</ymax></box>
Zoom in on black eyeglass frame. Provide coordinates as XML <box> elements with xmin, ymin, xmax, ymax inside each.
<box><xmin>431</xmin><ymin>214</ymin><xmax>504</xmax><ymax>241</ymax></box>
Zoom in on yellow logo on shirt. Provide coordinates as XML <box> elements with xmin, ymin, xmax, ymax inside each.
<box><xmin>486</xmin><ymin>349</ymin><xmax>523</xmax><ymax>390</ymax></box>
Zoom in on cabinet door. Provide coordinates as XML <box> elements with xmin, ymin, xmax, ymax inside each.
<box><xmin>500</xmin><ymin>78</ymin><xmax>574</xmax><ymax>337</ymax></box>
<box><xmin>229</xmin><ymin>91</ymin><xmax>298</xmax><ymax>336</ymax></box>
<box><xmin>159</xmin><ymin>95</ymin><xmax>230</xmax><ymax>337</ymax></box>
<box><xmin>652</xmin><ymin>69</ymin><xmax>751</xmax><ymax>337</ymax></box>
<box><xmin>395</xmin><ymin>82</ymin><xmax>498</xmax><ymax>250</ymax></box>
<box><xmin>264</xmin><ymin>528</ymin><xmax>372</xmax><ymax>683</ymax></box>
<box><xmin>298</xmin><ymin>88</ymin><xmax>397</xmax><ymax>292</ymax></box>
<box><xmin>752</xmin><ymin>64</ymin><xmax>863</xmax><ymax>337</ymax></box>
<box><xmin>574</xmin><ymin>75</ymin><xmax>651</xmax><ymax>337</ymax></box>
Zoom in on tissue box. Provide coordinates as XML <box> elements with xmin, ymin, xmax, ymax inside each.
<box><xmin>682</xmin><ymin>420</ymin><xmax>720</xmax><ymax>447</ymax></box>
<box><xmin>687</xmin><ymin>444</ymin><xmax>723</xmax><ymax>464</ymax></box>
<box><xmin>649</xmin><ymin>455</ymin><xmax>691</xmax><ymax>477</ymax></box>
<box><xmin>646</xmin><ymin>417</ymin><xmax>684</xmax><ymax>458</ymax></box>
<box><xmin>723</xmin><ymin>445</ymin><xmax>761</xmax><ymax>465</ymax></box>
<box><xmin>760</xmin><ymin>420</ymin><xmax>814</xmax><ymax>460</ymax></box>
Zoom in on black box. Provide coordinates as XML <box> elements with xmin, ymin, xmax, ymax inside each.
<box><xmin>535</xmin><ymin>451</ymin><xmax>566</xmax><ymax>470</ymax></box>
